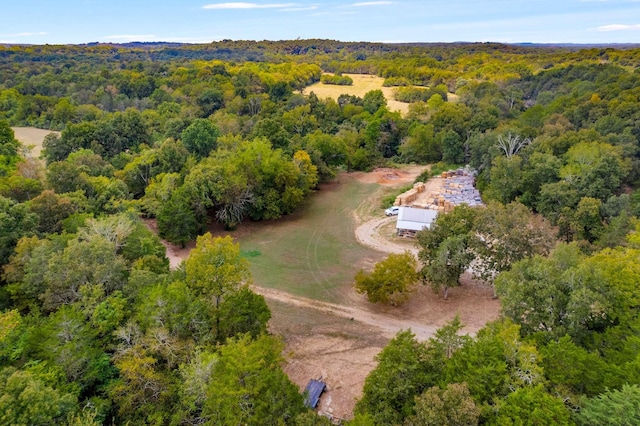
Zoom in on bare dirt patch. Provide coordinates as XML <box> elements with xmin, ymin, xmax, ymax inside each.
<box><xmin>266</xmin><ymin>299</ymin><xmax>388</xmax><ymax>421</ymax></box>
<box><xmin>350</xmin><ymin>165</ymin><xmax>429</xmax><ymax>186</ymax></box>
<box><xmin>265</xmin><ymin>271</ymin><xmax>497</xmax><ymax>420</ymax></box>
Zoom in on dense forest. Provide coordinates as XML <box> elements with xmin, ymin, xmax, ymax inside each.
<box><xmin>1</xmin><ymin>39</ymin><xmax>640</xmax><ymax>424</ymax></box>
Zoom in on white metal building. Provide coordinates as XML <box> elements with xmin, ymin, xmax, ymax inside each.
<box><xmin>395</xmin><ymin>207</ymin><xmax>438</xmax><ymax>237</ymax></box>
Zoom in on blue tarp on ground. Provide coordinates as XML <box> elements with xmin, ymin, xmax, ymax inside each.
<box><xmin>304</xmin><ymin>379</ymin><xmax>326</xmax><ymax>408</ymax></box>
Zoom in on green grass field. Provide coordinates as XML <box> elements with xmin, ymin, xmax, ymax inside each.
<box><xmin>238</xmin><ymin>176</ymin><xmax>387</xmax><ymax>303</ymax></box>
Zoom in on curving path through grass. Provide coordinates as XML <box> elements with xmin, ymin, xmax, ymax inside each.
<box><xmin>252</xmin><ymin>285</ymin><xmax>439</xmax><ymax>341</ymax></box>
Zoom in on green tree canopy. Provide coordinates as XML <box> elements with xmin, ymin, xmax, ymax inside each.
<box><xmin>404</xmin><ymin>383</ymin><xmax>480</xmax><ymax>426</ymax></box>
<box><xmin>355</xmin><ymin>330</ymin><xmax>435</xmax><ymax>425</ymax></box>
<box><xmin>493</xmin><ymin>385</ymin><xmax>572</xmax><ymax>425</ymax></box>
<box><xmin>203</xmin><ymin>334</ymin><xmax>305</xmax><ymax>425</ymax></box>
<box><xmin>417</xmin><ymin>205</ymin><xmax>478</xmax><ymax>299</ymax></box>
<box><xmin>181</xmin><ymin>118</ymin><xmax>220</xmax><ymax>158</ymax></box>
<box><xmin>354</xmin><ymin>251</ymin><xmax>418</xmax><ymax>305</ymax></box>
<box><xmin>0</xmin><ymin>195</ymin><xmax>38</xmax><ymax>269</ymax></box>
<box><xmin>576</xmin><ymin>384</ymin><xmax>640</xmax><ymax>426</ymax></box>
<box><xmin>0</xmin><ymin>366</ymin><xmax>79</xmax><ymax>426</ymax></box>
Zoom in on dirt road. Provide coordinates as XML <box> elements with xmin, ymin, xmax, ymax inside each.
<box><xmin>253</xmin><ymin>286</ymin><xmax>438</xmax><ymax>341</ymax></box>
<box><xmin>354</xmin><ymin>216</ymin><xmax>420</xmax><ymax>256</ymax></box>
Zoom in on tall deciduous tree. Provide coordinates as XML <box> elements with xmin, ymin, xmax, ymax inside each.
<box><xmin>94</xmin><ymin>108</ymin><xmax>150</xmax><ymax>158</ymax></box>
<box><xmin>42</xmin><ymin>234</ymin><xmax>128</xmax><ymax>311</ymax></box>
<box><xmin>404</xmin><ymin>383</ymin><xmax>480</xmax><ymax>426</ymax></box>
<box><xmin>483</xmin><ymin>155</ymin><xmax>523</xmax><ymax>204</ymax></box>
<box><xmin>0</xmin><ymin>174</ymin><xmax>43</xmax><ymax>203</ymax></box>
<box><xmin>181</xmin><ymin>118</ymin><xmax>220</xmax><ymax>159</ymax></box>
<box><xmin>363</xmin><ymin>90</ymin><xmax>386</xmax><ymax>114</ymax></box>
<box><xmin>441</xmin><ymin>129</ymin><xmax>464</xmax><ymax>165</ymax></box>
<box><xmin>157</xmin><ymin>187</ymin><xmax>200</xmax><ymax>248</ymax></box>
<box><xmin>185</xmin><ymin>233</ymin><xmax>250</xmax><ymax>337</ymax></box>
<box><xmin>422</xmin><ymin>234</ymin><xmax>474</xmax><ymax>300</ymax></box>
<box><xmin>354</xmin><ymin>251</ymin><xmax>418</xmax><ymax>305</ymax></box>
<box><xmin>473</xmin><ymin>201</ymin><xmax>556</xmax><ymax>286</ymax></box>
<box><xmin>399</xmin><ymin>123</ymin><xmax>441</xmax><ymax>163</ymax></box>
<box><xmin>495</xmin><ymin>243</ymin><xmax>582</xmax><ymax>339</ymax></box>
<box><xmin>355</xmin><ymin>330</ymin><xmax>434</xmax><ymax>425</ymax></box>
<box><xmin>561</xmin><ymin>141</ymin><xmax>630</xmax><ymax>202</ymax></box>
<box><xmin>109</xmin><ymin>344</ymin><xmax>173</xmax><ymax>423</ymax></box>
<box><xmin>0</xmin><ymin>120</ymin><xmax>20</xmax><ymax>159</ymax></box>
<box><xmin>28</xmin><ymin>190</ymin><xmax>76</xmax><ymax>234</ymax></box>
<box><xmin>0</xmin><ymin>195</ymin><xmax>38</xmax><ymax>269</ymax></box>
<box><xmin>570</xmin><ymin>196</ymin><xmax>604</xmax><ymax>243</ymax></box>
<box><xmin>204</xmin><ymin>334</ymin><xmax>305</xmax><ymax>425</ymax></box>
<box><xmin>0</xmin><ymin>366</ymin><xmax>79</xmax><ymax>425</ymax></box>
<box><xmin>417</xmin><ymin>205</ymin><xmax>477</xmax><ymax>299</ymax></box>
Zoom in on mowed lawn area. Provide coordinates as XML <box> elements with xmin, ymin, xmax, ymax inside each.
<box><xmin>238</xmin><ymin>175</ymin><xmax>388</xmax><ymax>303</ymax></box>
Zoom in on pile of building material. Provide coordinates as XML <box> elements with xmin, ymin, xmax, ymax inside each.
<box><xmin>393</xmin><ymin>182</ymin><xmax>425</xmax><ymax>206</ymax></box>
<box><xmin>393</xmin><ymin>168</ymin><xmax>483</xmax><ymax>237</ymax></box>
<box><xmin>431</xmin><ymin>169</ymin><xmax>483</xmax><ymax>212</ymax></box>
<box><xmin>394</xmin><ymin>168</ymin><xmax>483</xmax><ymax>213</ymax></box>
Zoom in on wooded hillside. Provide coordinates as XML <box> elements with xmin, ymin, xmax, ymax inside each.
<box><xmin>1</xmin><ymin>40</ymin><xmax>640</xmax><ymax>425</ymax></box>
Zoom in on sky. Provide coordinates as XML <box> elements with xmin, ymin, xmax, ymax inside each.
<box><xmin>2</xmin><ymin>0</ymin><xmax>640</xmax><ymax>45</ymax></box>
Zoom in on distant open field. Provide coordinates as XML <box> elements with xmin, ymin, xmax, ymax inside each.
<box><xmin>303</xmin><ymin>74</ymin><xmax>411</xmax><ymax>115</ymax></box>
<box><xmin>12</xmin><ymin>127</ymin><xmax>59</xmax><ymax>158</ymax></box>
<box><xmin>302</xmin><ymin>74</ymin><xmax>458</xmax><ymax>116</ymax></box>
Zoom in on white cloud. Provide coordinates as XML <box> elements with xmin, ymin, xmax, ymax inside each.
<box><xmin>203</xmin><ymin>2</ymin><xmax>296</xmax><ymax>9</ymax></box>
<box><xmin>310</xmin><ymin>10</ymin><xmax>355</xmax><ymax>16</ymax></box>
<box><xmin>352</xmin><ymin>1</ymin><xmax>393</xmax><ymax>6</ymax></box>
<box><xmin>281</xmin><ymin>6</ymin><xmax>318</xmax><ymax>11</ymax></box>
<box><xmin>1</xmin><ymin>32</ymin><xmax>47</xmax><ymax>37</ymax></box>
<box><xmin>595</xmin><ymin>23</ymin><xmax>640</xmax><ymax>31</ymax></box>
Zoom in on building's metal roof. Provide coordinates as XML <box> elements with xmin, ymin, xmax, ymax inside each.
<box><xmin>396</xmin><ymin>207</ymin><xmax>438</xmax><ymax>231</ymax></box>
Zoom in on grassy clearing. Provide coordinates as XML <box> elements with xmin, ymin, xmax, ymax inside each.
<box><xmin>12</xmin><ymin>127</ymin><xmax>59</xmax><ymax>158</ymax></box>
<box><xmin>303</xmin><ymin>74</ymin><xmax>410</xmax><ymax>115</ymax></box>
<box><xmin>238</xmin><ymin>176</ymin><xmax>387</xmax><ymax>303</ymax></box>
<box><xmin>303</xmin><ymin>74</ymin><xmax>458</xmax><ymax>116</ymax></box>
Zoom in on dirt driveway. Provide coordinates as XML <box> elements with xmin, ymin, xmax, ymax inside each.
<box><xmin>155</xmin><ymin>166</ymin><xmax>500</xmax><ymax>420</ymax></box>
